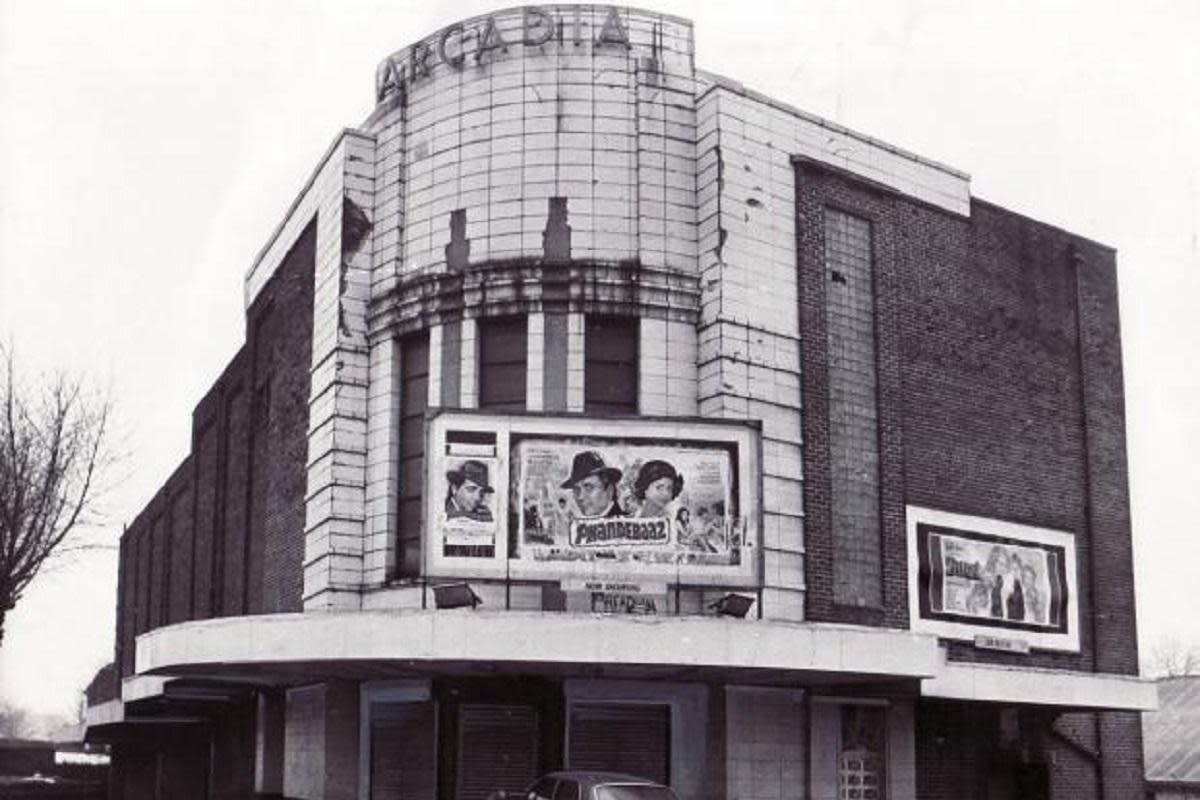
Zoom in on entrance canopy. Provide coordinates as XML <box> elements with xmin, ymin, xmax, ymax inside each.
<box><xmin>134</xmin><ymin>610</ymin><xmax>940</xmax><ymax>687</ymax></box>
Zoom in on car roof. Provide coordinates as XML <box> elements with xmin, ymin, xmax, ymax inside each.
<box><xmin>541</xmin><ymin>771</ymin><xmax>665</xmax><ymax>787</ymax></box>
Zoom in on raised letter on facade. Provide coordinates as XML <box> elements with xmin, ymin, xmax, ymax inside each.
<box><xmin>439</xmin><ymin>24</ymin><xmax>466</xmax><ymax>67</ymax></box>
<box><xmin>477</xmin><ymin>17</ymin><xmax>509</xmax><ymax>60</ymax></box>
<box><xmin>523</xmin><ymin>7</ymin><xmax>554</xmax><ymax>47</ymax></box>
<box><xmin>596</xmin><ymin>7</ymin><xmax>630</xmax><ymax>48</ymax></box>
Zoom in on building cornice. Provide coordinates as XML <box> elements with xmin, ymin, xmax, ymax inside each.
<box><xmin>368</xmin><ymin>259</ymin><xmax>702</xmax><ymax>341</ymax></box>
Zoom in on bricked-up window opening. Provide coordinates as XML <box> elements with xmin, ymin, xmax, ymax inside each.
<box><xmin>838</xmin><ymin>705</ymin><xmax>886</xmax><ymax>800</ymax></box>
<box><xmin>479</xmin><ymin>316</ymin><xmax>528</xmax><ymax>411</ymax></box>
<box><xmin>585</xmin><ymin>316</ymin><xmax>638</xmax><ymax>414</ymax></box>
<box><xmin>823</xmin><ymin>210</ymin><xmax>883</xmax><ymax>609</ymax></box>
<box><xmin>398</xmin><ymin>332</ymin><xmax>430</xmax><ymax>578</ymax></box>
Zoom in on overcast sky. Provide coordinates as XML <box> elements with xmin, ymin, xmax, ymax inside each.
<box><xmin>1</xmin><ymin>0</ymin><xmax>1197</xmax><ymax>718</ymax></box>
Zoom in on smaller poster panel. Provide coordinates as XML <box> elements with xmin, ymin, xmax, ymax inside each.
<box><xmin>907</xmin><ymin>505</ymin><xmax>1080</xmax><ymax>652</ymax></box>
<box><xmin>433</xmin><ymin>432</ymin><xmax>501</xmax><ymax>560</ymax></box>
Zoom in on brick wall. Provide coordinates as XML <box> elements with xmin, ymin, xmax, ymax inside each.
<box><xmin>797</xmin><ymin>159</ymin><xmax>962</xmax><ymax>629</ymax></box>
<box><xmin>166</xmin><ymin>460</ymin><xmax>193</xmax><ymax>623</ymax></box>
<box><xmin>916</xmin><ymin>703</ymin><xmax>1142</xmax><ymax>800</ymax></box>
<box><xmin>914</xmin><ymin>702</ymin><xmax>986</xmax><ymax>799</ymax></box>
<box><xmin>253</xmin><ymin>221</ymin><xmax>316</xmax><ymax>613</ymax></box>
<box><xmin>113</xmin><ymin>218</ymin><xmax>316</xmax><ymax>677</ymax></box>
<box><xmin>221</xmin><ymin>383</ymin><xmax>250</xmax><ymax>615</ymax></box>
<box><xmin>192</xmin><ymin>417</ymin><xmax>218</xmax><ymax>618</ymax></box>
<box><xmin>795</xmin><ymin>162</ymin><xmax>1142</xmax><ymax>798</ymax></box>
<box><xmin>795</xmin><ymin>160</ymin><xmax>1139</xmax><ymax>674</ymax></box>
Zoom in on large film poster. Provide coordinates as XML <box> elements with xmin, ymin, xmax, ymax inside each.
<box><xmin>425</xmin><ymin>412</ymin><xmax>761</xmax><ymax>585</ymax></box>
<box><xmin>907</xmin><ymin>505</ymin><xmax>1079</xmax><ymax>651</ymax></box>
<box><xmin>514</xmin><ymin>438</ymin><xmax>741</xmax><ymax>568</ymax></box>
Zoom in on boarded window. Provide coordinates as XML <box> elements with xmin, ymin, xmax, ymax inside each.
<box><xmin>567</xmin><ymin>703</ymin><xmax>670</xmax><ymax>784</ymax></box>
<box><xmin>399</xmin><ymin>332</ymin><xmax>430</xmax><ymax>578</ymax></box>
<box><xmin>585</xmin><ymin>317</ymin><xmax>638</xmax><ymax>414</ymax></box>
<box><xmin>479</xmin><ymin>316</ymin><xmax>528</xmax><ymax>411</ymax></box>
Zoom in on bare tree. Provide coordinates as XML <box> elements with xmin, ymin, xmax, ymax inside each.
<box><xmin>1144</xmin><ymin>637</ymin><xmax>1200</xmax><ymax>678</ymax></box>
<box><xmin>0</xmin><ymin>345</ymin><xmax>112</xmax><ymax>645</ymax></box>
<box><xmin>0</xmin><ymin>701</ymin><xmax>32</xmax><ymax>738</ymax></box>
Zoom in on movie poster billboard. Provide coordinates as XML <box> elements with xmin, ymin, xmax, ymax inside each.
<box><xmin>425</xmin><ymin>411</ymin><xmax>761</xmax><ymax>585</ymax></box>
<box><xmin>906</xmin><ymin>505</ymin><xmax>1079</xmax><ymax>652</ymax></box>
<box><xmin>513</xmin><ymin>439</ymin><xmax>740</xmax><ymax>568</ymax></box>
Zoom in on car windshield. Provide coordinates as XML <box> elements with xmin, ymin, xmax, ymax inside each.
<box><xmin>595</xmin><ymin>785</ymin><xmax>677</xmax><ymax>800</ymax></box>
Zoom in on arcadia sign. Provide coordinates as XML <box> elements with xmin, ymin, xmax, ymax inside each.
<box><xmin>376</xmin><ymin>6</ymin><xmax>635</xmax><ymax>102</ymax></box>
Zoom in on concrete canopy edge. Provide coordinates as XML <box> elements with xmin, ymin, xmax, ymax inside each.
<box><xmin>921</xmin><ymin>656</ymin><xmax>1157</xmax><ymax>711</ymax></box>
<box><xmin>133</xmin><ymin>610</ymin><xmax>941</xmax><ymax>681</ymax></box>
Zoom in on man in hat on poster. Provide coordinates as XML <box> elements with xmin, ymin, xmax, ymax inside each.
<box><xmin>445</xmin><ymin>459</ymin><xmax>495</xmax><ymax>522</ymax></box>
<box><xmin>560</xmin><ymin>450</ymin><xmax>627</xmax><ymax>519</ymax></box>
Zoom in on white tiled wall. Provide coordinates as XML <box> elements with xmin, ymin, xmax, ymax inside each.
<box><xmin>726</xmin><ymin>687</ymin><xmax>807</xmax><ymax>800</ymax></box>
<box><xmin>365</xmin><ymin>6</ymin><xmax>698</xmax><ymax>281</ymax></box>
<box><xmin>527</xmin><ymin>312</ymin><xmax>546</xmax><ymax>411</ymax></box>
<box><xmin>640</xmin><ymin>318</ymin><xmax>699</xmax><ymax>416</ymax></box>
<box><xmin>459</xmin><ymin>317</ymin><xmax>478</xmax><ymax>408</ymax></box>
<box><xmin>566</xmin><ymin>311</ymin><xmax>585</xmax><ymax>411</ymax></box>
<box><xmin>363</xmin><ymin>336</ymin><xmax>401</xmax><ymax>586</ymax></box>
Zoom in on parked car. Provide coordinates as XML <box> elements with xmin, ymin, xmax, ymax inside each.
<box><xmin>520</xmin><ymin>771</ymin><xmax>679</xmax><ymax>800</ymax></box>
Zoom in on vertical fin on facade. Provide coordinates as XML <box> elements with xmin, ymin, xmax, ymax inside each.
<box><xmin>713</xmin><ymin>144</ymin><xmax>727</xmax><ymax>266</ymax></box>
<box><xmin>543</xmin><ymin>197</ymin><xmax>572</xmax><ymax>264</ymax></box>
<box><xmin>340</xmin><ymin>195</ymin><xmax>372</xmax><ymax>335</ymax></box>
<box><xmin>446</xmin><ymin>209</ymin><xmax>470</xmax><ymax>271</ymax></box>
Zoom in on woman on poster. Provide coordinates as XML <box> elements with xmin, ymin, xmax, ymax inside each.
<box><xmin>633</xmin><ymin>459</ymin><xmax>684</xmax><ymax>519</ymax></box>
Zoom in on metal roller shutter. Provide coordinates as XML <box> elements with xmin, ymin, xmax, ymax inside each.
<box><xmin>370</xmin><ymin>701</ymin><xmax>437</xmax><ymax>800</ymax></box>
<box><xmin>455</xmin><ymin>704</ymin><xmax>540</xmax><ymax>800</ymax></box>
<box><xmin>567</xmin><ymin>703</ymin><xmax>670</xmax><ymax>784</ymax></box>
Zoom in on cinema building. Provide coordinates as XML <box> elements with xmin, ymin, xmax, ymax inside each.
<box><xmin>84</xmin><ymin>6</ymin><xmax>1155</xmax><ymax>799</ymax></box>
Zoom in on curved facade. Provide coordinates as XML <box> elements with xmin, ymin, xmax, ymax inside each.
<box><xmin>88</xmin><ymin>7</ymin><xmax>1153</xmax><ymax>800</ymax></box>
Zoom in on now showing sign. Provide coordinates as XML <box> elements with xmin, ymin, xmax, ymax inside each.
<box><xmin>562</xmin><ymin>579</ymin><xmax>667</xmax><ymax>616</ymax></box>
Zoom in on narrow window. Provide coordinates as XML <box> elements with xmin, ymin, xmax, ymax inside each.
<box><xmin>478</xmin><ymin>316</ymin><xmax>528</xmax><ymax>411</ymax></box>
<box><xmin>584</xmin><ymin>316</ymin><xmax>638</xmax><ymax>414</ymax></box>
<box><xmin>824</xmin><ymin>209</ymin><xmax>882</xmax><ymax>608</ymax></box>
<box><xmin>398</xmin><ymin>332</ymin><xmax>430</xmax><ymax>578</ymax></box>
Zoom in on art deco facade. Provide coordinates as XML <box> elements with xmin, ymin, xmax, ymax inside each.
<box><xmin>85</xmin><ymin>6</ymin><xmax>1154</xmax><ymax>800</ymax></box>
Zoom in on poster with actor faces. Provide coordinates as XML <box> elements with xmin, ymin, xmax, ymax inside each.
<box><xmin>425</xmin><ymin>411</ymin><xmax>761</xmax><ymax>585</ymax></box>
<box><xmin>907</xmin><ymin>505</ymin><xmax>1079</xmax><ymax>651</ymax></box>
<box><xmin>512</xmin><ymin>438</ymin><xmax>741</xmax><ymax>567</ymax></box>
<box><xmin>438</xmin><ymin>447</ymin><xmax>500</xmax><ymax>553</ymax></box>
<box><xmin>920</xmin><ymin>526</ymin><xmax>1065</xmax><ymax>630</ymax></box>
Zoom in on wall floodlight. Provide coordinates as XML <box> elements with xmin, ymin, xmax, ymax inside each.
<box><xmin>433</xmin><ymin>582</ymin><xmax>483</xmax><ymax>610</ymax></box>
<box><xmin>709</xmin><ymin>593</ymin><xmax>755</xmax><ymax>618</ymax></box>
